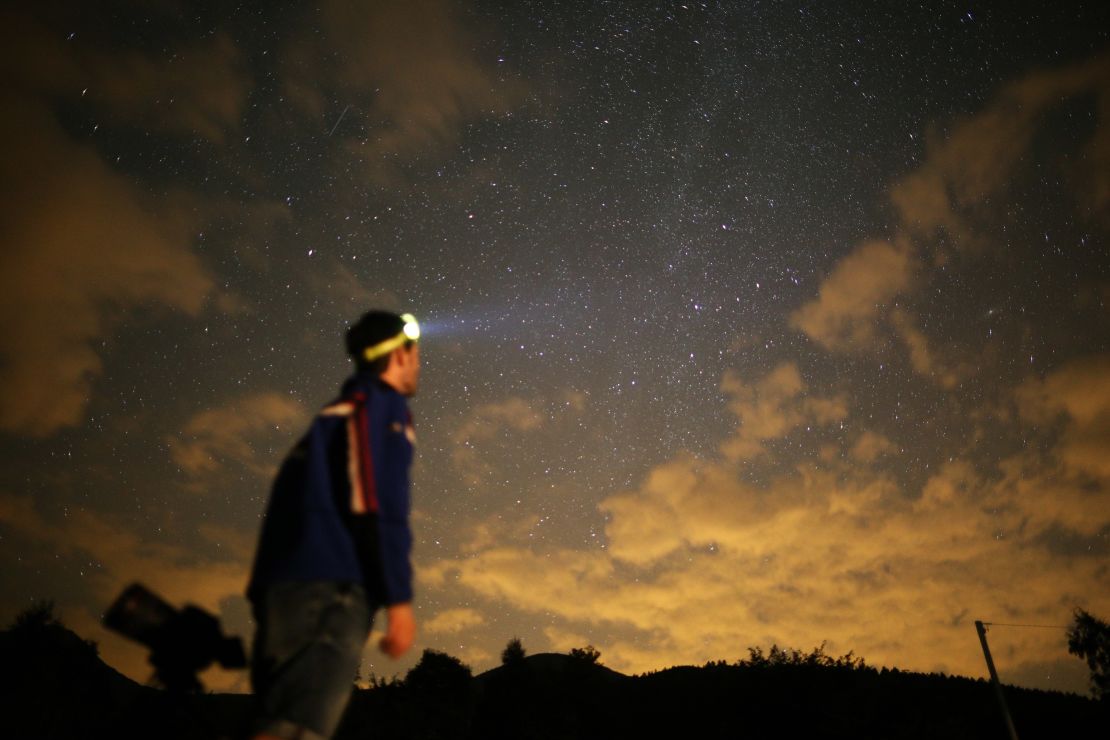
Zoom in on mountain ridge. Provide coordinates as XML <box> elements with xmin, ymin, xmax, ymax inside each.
<box><xmin>1</xmin><ymin>617</ymin><xmax>1104</xmax><ymax>739</ymax></box>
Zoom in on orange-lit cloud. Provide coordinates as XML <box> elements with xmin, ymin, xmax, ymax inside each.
<box><xmin>307</xmin><ymin>265</ymin><xmax>404</xmax><ymax>314</ymax></box>
<box><xmin>168</xmin><ymin>393</ymin><xmax>308</xmax><ymax>480</ymax></box>
<box><xmin>81</xmin><ymin>33</ymin><xmax>246</xmax><ymax>144</ymax></box>
<box><xmin>543</xmin><ymin>625</ymin><xmax>594</xmax><ymax>654</ymax></box>
<box><xmin>788</xmin><ymin>240</ymin><xmax>913</xmax><ymax>352</ymax></box>
<box><xmin>850</xmin><ymin>431</ymin><xmax>897</xmax><ymax>463</ymax></box>
<box><xmin>719</xmin><ymin>362</ymin><xmax>848</xmax><ymax>462</ymax></box>
<box><xmin>424</xmin><ymin>607</ymin><xmax>485</xmax><ymax>635</ymax></box>
<box><xmin>1015</xmin><ymin>353</ymin><xmax>1110</xmax><ymax>485</ymax></box>
<box><xmin>422</xmin><ymin>363</ymin><xmax>1110</xmax><ymax>682</ymax></box>
<box><xmin>450</xmin><ymin>514</ymin><xmax>543</xmax><ymax>555</ymax></box>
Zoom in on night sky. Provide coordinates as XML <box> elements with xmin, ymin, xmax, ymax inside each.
<box><xmin>2</xmin><ymin>1</ymin><xmax>1109</xmax><ymax>695</ymax></box>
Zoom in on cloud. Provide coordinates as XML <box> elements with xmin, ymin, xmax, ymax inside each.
<box><xmin>719</xmin><ymin>362</ymin><xmax>848</xmax><ymax>462</ymax></box>
<box><xmin>891</xmin><ymin>53</ymin><xmax>1110</xmax><ymax>238</ymax></box>
<box><xmin>0</xmin><ymin>494</ymin><xmax>250</xmax><ymax>614</ymax></box>
<box><xmin>0</xmin><ymin>6</ymin><xmax>255</xmax><ymax>437</ymax></box>
<box><xmin>427</xmin><ymin>457</ymin><xmax>1106</xmax><ymax>679</ymax></box>
<box><xmin>788</xmin><ymin>240</ymin><xmax>913</xmax><ymax>352</ymax></box>
<box><xmin>0</xmin><ymin>99</ymin><xmax>214</xmax><ymax>436</ymax></box>
<box><xmin>543</xmin><ymin>625</ymin><xmax>594</xmax><ymax>653</ymax></box>
<box><xmin>422</xmin><ymin>363</ymin><xmax>1110</xmax><ymax>683</ymax></box>
<box><xmin>451</xmin><ymin>397</ymin><xmax>545</xmax><ymax>486</ymax></box>
<box><xmin>512</xmin><ymin>57</ymin><xmax>1110</xmax><ymax>681</ymax></box>
<box><xmin>1015</xmin><ymin>353</ymin><xmax>1110</xmax><ymax>484</ymax></box>
<box><xmin>80</xmin><ymin>33</ymin><xmax>247</xmax><ymax>144</ymax></box>
<box><xmin>792</xmin><ymin>53</ymin><xmax>1110</xmax><ymax>379</ymax></box>
<box><xmin>2</xmin><ymin>6</ymin><xmax>249</xmax><ymax>143</ymax></box>
<box><xmin>451</xmin><ymin>515</ymin><xmax>542</xmax><ymax>554</ymax></box>
<box><xmin>422</xmin><ymin>546</ymin><xmax>615</xmax><ymax>625</ymax></box>
<box><xmin>1082</xmin><ymin>89</ymin><xmax>1110</xmax><ymax>223</ymax></box>
<box><xmin>306</xmin><ymin>264</ymin><xmax>405</xmax><ymax>318</ymax></box>
<box><xmin>889</xmin><ymin>308</ymin><xmax>962</xmax><ymax>389</ymax></box>
<box><xmin>424</xmin><ymin>607</ymin><xmax>485</xmax><ymax>635</ymax></box>
<box><xmin>168</xmin><ymin>393</ymin><xmax>307</xmax><ymax>480</ymax></box>
<box><xmin>850</xmin><ymin>431</ymin><xmax>897</xmax><ymax>463</ymax></box>
<box><xmin>0</xmin><ymin>492</ymin><xmax>251</xmax><ymax>688</ymax></box>
<box><xmin>282</xmin><ymin>0</ymin><xmax>525</xmax><ymax>183</ymax></box>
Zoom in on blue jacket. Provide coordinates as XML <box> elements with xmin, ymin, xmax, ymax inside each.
<box><xmin>247</xmin><ymin>371</ymin><xmax>414</xmax><ymax>606</ymax></box>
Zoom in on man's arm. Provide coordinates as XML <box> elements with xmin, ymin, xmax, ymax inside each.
<box><xmin>379</xmin><ymin>602</ymin><xmax>416</xmax><ymax>658</ymax></box>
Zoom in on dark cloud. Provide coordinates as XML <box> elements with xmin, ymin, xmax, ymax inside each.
<box><xmin>0</xmin><ymin>5</ymin><xmax>252</xmax><ymax>436</ymax></box>
<box><xmin>282</xmin><ymin>0</ymin><xmax>526</xmax><ymax>183</ymax></box>
<box><xmin>793</xmin><ymin>52</ymin><xmax>1110</xmax><ymax>385</ymax></box>
<box><xmin>891</xmin><ymin>53</ymin><xmax>1110</xmax><ymax>240</ymax></box>
<box><xmin>2</xmin><ymin>6</ymin><xmax>249</xmax><ymax>142</ymax></box>
<box><xmin>168</xmin><ymin>392</ymin><xmax>306</xmax><ymax>480</ymax></box>
<box><xmin>0</xmin><ymin>96</ymin><xmax>213</xmax><ymax>435</ymax></box>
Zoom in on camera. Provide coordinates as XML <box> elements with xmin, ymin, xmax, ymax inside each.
<box><xmin>103</xmin><ymin>583</ymin><xmax>246</xmax><ymax>693</ymax></box>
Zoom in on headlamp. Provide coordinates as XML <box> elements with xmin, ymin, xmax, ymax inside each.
<box><xmin>362</xmin><ymin>313</ymin><xmax>420</xmax><ymax>362</ymax></box>
<box><xmin>402</xmin><ymin>313</ymin><xmax>420</xmax><ymax>340</ymax></box>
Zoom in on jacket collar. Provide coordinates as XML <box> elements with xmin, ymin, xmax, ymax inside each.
<box><xmin>341</xmin><ymin>368</ymin><xmax>396</xmax><ymax>398</ymax></box>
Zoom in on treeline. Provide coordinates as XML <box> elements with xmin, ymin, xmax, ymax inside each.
<box><xmin>336</xmin><ymin>639</ymin><xmax>1105</xmax><ymax>740</ymax></box>
<box><xmin>2</xmin><ymin>605</ymin><xmax>1107</xmax><ymax>739</ymax></box>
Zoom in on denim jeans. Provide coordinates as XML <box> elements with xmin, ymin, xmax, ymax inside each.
<box><xmin>251</xmin><ymin>581</ymin><xmax>373</xmax><ymax>740</ymax></box>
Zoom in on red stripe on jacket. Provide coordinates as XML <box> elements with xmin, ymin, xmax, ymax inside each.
<box><xmin>351</xmin><ymin>391</ymin><xmax>378</xmax><ymax>513</ymax></box>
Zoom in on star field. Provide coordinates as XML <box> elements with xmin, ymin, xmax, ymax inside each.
<box><xmin>1</xmin><ymin>0</ymin><xmax>1109</xmax><ymax>694</ymax></box>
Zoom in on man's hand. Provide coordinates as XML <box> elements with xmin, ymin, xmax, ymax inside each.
<box><xmin>379</xmin><ymin>602</ymin><xmax>416</xmax><ymax>658</ymax></box>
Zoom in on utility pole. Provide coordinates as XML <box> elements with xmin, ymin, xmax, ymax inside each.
<box><xmin>975</xmin><ymin>620</ymin><xmax>1019</xmax><ymax>740</ymax></box>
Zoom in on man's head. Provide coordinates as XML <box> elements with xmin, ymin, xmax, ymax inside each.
<box><xmin>346</xmin><ymin>311</ymin><xmax>421</xmax><ymax>396</ymax></box>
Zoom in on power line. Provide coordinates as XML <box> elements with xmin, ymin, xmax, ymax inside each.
<box><xmin>980</xmin><ymin>622</ymin><xmax>1068</xmax><ymax>630</ymax></box>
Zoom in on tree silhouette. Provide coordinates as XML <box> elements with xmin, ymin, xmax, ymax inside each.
<box><xmin>12</xmin><ymin>600</ymin><xmax>59</xmax><ymax>631</ymax></box>
<box><xmin>740</xmin><ymin>642</ymin><xmax>866</xmax><ymax>671</ymax></box>
<box><xmin>1067</xmin><ymin>608</ymin><xmax>1110</xmax><ymax>701</ymax></box>
<box><xmin>401</xmin><ymin>650</ymin><xmax>475</xmax><ymax>739</ymax></box>
<box><xmin>569</xmin><ymin>644</ymin><xmax>601</xmax><ymax>664</ymax></box>
<box><xmin>404</xmin><ymin>648</ymin><xmax>473</xmax><ymax>693</ymax></box>
<box><xmin>7</xmin><ymin>600</ymin><xmax>99</xmax><ymax>665</ymax></box>
<box><xmin>501</xmin><ymin>637</ymin><xmax>526</xmax><ymax>665</ymax></box>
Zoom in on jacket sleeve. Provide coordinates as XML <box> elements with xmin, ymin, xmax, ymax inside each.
<box><xmin>373</xmin><ymin>395</ymin><xmax>414</xmax><ymax>604</ymax></box>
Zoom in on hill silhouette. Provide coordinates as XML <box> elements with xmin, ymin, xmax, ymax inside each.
<box><xmin>2</xmin><ymin>610</ymin><xmax>1105</xmax><ymax>739</ymax></box>
<box><xmin>0</xmin><ymin>604</ymin><xmax>249</xmax><ymax>740</ymax></box>
<box><xmin>478</xmin><ymin>651</ymin><xmax>628</xmax><ymax>685</ymax></box>
<box><xmin>0</xmin><ymin>603</ymin><xmax>144</xmax><ymax>738</ymax></box>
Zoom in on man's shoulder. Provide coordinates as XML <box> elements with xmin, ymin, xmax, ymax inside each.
<box><xmin>319</xmin><ymin>398</ymin><xmax>358</xmax><ymax>417</ymax></box>
<box><xmin>318</xmin><ymin>378</ymin><xmax>407</xmax><ymax>418</ymax></box>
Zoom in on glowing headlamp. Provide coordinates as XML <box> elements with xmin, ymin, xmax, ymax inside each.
<box><xmin>362</xmin><ymin>313</ymin><xmax>420</xmax><ymax>363</ymax></box>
